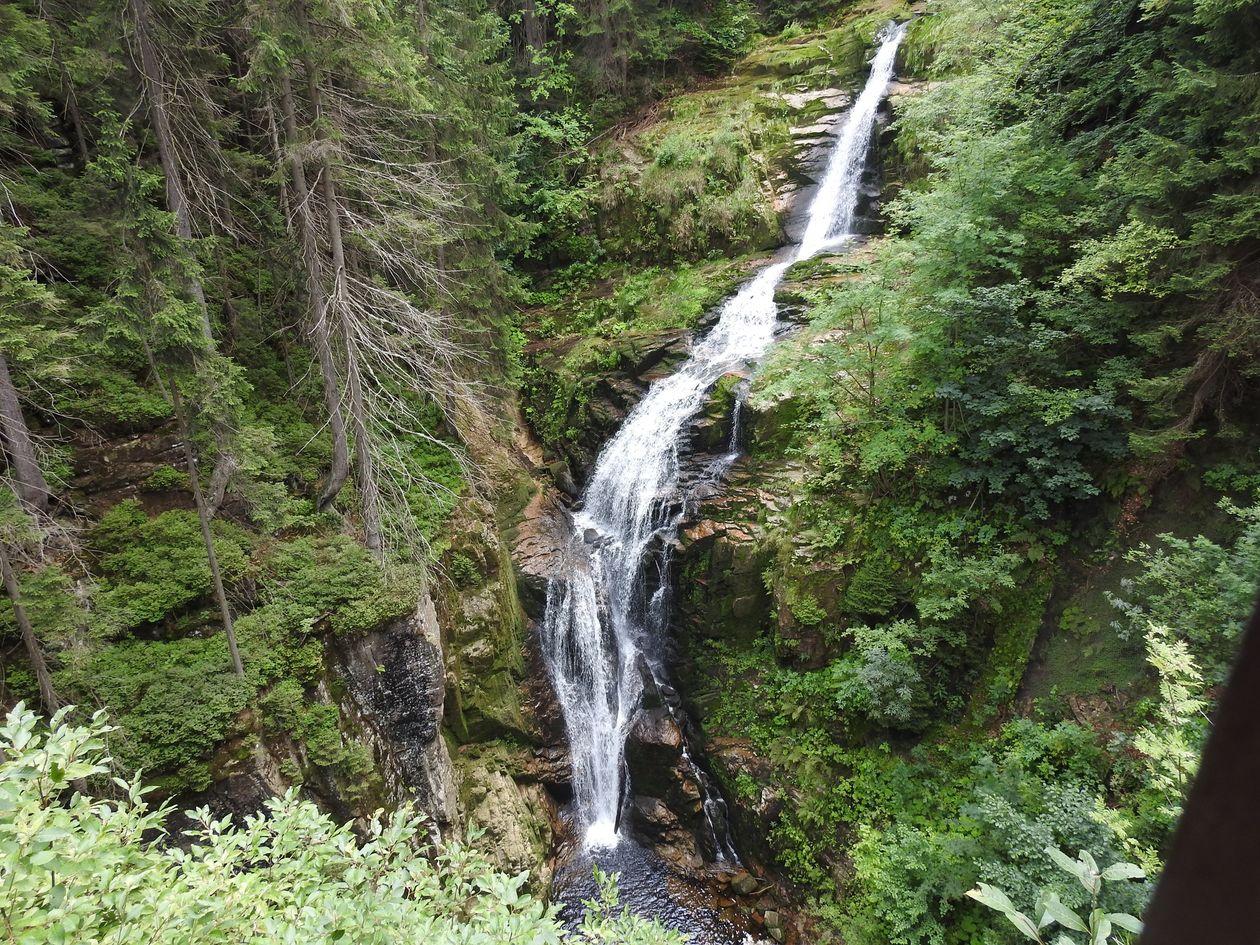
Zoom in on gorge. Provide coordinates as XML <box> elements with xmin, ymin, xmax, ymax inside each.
<box><xmin>4</xmin><ymin>0</ymin><xmax>1260</xmax><ymax>943</ymax></box>
<box><xmin>540</xmin><ymin>21</ymin><xmax>907</xmax><ymax>934</ymax></box>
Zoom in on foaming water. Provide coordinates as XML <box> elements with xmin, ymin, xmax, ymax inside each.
<box><xmin>541</xmin><ymin>21</ymin><xmax>908</xmax><ymax>855</ymax></box>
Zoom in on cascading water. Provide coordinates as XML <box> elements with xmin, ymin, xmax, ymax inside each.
<box><xmin>542</xmin><ymin>21</ymin><xmax>908</xmax><ymax>852</ymax></box>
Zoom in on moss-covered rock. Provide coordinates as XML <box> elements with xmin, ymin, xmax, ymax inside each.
<box><xmin>586</xmin><ymin>8</ymin><xmax>910</xmax><ymax>265</ymax></box>
<box><xmin>437</xmin><ymin>501</ymin><xmax>532</xmax><ymax>744</ymax></box>
<box><xmin>454</xmin><ymin>748</ymin><xmax>556</xmax><ymax>893</ymax></box>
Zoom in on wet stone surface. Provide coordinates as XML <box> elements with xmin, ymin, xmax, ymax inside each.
<box><xmin>551</xmin><ymin>823</ymin><xmax>769</xmax><ymax>945</ymax></box>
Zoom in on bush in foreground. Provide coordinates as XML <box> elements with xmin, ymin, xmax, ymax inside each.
<box><xmin>1</xmin><ymin>704</ymin><xmax>678</xmax><ymax>945</ymax></box>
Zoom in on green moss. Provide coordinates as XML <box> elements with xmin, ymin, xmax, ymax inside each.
<box><xmin>56</xmin><ymin>637</ymin><xmax>252</xmax><ymax>794</ymax></box>
<box><xmin>89</xmin><ymin>501</ymin><xmax>252</xmax><ymax>633</ymax></box>
<box><xmin>142</xmin><ymin>465</ymin><xmax>189</xmax><ymax>492</ymax></box>
<box><xmin>253</xmin><ymin>534</ymin><xmax>422</xmax><ymax>637</ymax></box>
<box><xmin>969</xmin><ymin>574</ymin><xmax>1053</xmax><ymax>722</ymax></box>
<box><xmin>55</xmin><ymin>367</ymin><xmax>172</xmax><ymax>430</ymax></box>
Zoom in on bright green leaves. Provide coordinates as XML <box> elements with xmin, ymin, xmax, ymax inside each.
<box><xmin>55</xmin><ymin>639</ymin><xmax>252</xmax><ymax>793</ymax></box>
<box><xmin>967</xmin><ymin>847</ymin><xmax>1146</xmax><ymax>944</ymax></box>
<box><xmin>1061</xmin><ymin>220</ymin><xmax>1183</xmax><ymax>299</ymax></box>
<box><xmin>89</xmin><ymin>501</ymin><xmax>251</xmax><ymax>632</ymax></box>
<box><xmin>0</xmin><ymin>704</ymin><xmax>679</xmax><ymax>945</ymax></box>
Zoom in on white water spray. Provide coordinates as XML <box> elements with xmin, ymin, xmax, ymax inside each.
<box><xmin>541</xmin><ymin>22</ymin><xmax>908</xmax><ymax>850</ymax></box>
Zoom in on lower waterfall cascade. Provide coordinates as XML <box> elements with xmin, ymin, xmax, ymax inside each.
<box><xmin>540</xmin><ymin>21</ymin><xmax>910</xmax><ymax>856</ymax></box>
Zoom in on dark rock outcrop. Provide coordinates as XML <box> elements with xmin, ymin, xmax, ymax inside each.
<box><xmin>330</xmin><ymin>592</ymin><xmax>458</xmax><ymax>826</ymax></box>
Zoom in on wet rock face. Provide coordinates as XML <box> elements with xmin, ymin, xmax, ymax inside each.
<box><xmin>69</xmin><ymin>425</ymin><xmax>188</xmax><ymax>515</ymax></box>
<box><xmin>510</xmin><ymin>489</ymin><xmax>573</xmax><ymax>620</ymax></box>
<box><xmin>331</xmin><ymin>593</ymin><xmax>458</xmax><ymax>827</ymax></box>
<box><xmin>436</xmin><ymin>499</ymin><xmax>542</xmax><ymax>746</ymax></box>
<box><xmin>168</xmin><ymin>735</ymin><xmax>291</xmax><ymax>839</ymax></box>
<box><xmin>675</xmin><ymin>509</ymin><xmax>772</xmax><ymax>649</ymax></box>
<box><xmin>780</xmin><ymin>95</ymin><xmax>893</xmax><ymax>245</ymax></box>
<box><xmin>178</xmin><ymin>592</ymin><xmax>462</xmax><ymax>838</ymax></box>
<box><xmin>706</xmin><ymin>738</ymin><xmax>784</xmax><ymax>867</ymax></box>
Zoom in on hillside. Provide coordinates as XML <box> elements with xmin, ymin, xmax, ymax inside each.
<box><xmin>3</xmin><ymin>0</ymin><xmax>1259</xmax><ymax>942</ymax></box>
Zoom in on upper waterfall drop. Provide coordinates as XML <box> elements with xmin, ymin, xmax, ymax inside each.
<box><xmin>795</xmin><ymin>21</ymin><xmax>907</xmax><ymax>261</ymax></box>
<box><xmin>540</xmin><ymin>21</ymin><xmax>909</xmax><ymax>851</ymax></box>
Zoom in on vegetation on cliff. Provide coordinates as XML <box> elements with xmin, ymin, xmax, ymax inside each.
<box><xmin>683</xmin><ymin>0</ymin><xmax>1260</xmax><ymax>940</ymax></box>
<box><xmin>2</xmin><ymin>0</ymin><xmax>1259</xmax><ymax>941</ymax></box>
<box><xmin>1</xmin><ymin>704</ymin><xmax>680</xmax><ymax>944</ymax></box>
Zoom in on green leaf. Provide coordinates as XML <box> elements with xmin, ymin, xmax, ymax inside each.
<box><xmin>1106</xmin><ymin>913</ymin><xmax>1144</xmax><ymax>934</ymax></box>
<box><xmin>1046</xmin><ymin>846</ymin><xmax>1079</xmax><ymax>875</ymax></box>
<box><xmin>1090</xmin><ymin>909</ymin><xmax>1112</xmax><ymax>945</ymax></box>
<box><xmin>1006</xmin><ymin>910</ymin><xmax>1045</xmax><ymax>943</ymax></box>
<box><xmin>1046</xmin><ymin>846</ymin><xmax>1100</xmax><ymax>896</ymax></box>
<box><xmin>967</xmin><ymin>883</ymin><xmax>1016</xmax><ymax>914</ymax></box>
<box><xmin>1100</xmin><ymin>862</ymin><xmax>1145</xmax><ymax>882</ymax></box>
<box><xmin>1039</xmin><ymin>892</ymin><xmax>1088</xmax><ymax>932</ymax></box>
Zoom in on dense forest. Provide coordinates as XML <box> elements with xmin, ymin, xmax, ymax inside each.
<box><xmin>3</xmin><ymin>0</ymin><xmax>1259</xmax><ymax>941</ymax></box>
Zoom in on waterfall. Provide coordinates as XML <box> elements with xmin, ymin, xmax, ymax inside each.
<box><xmin>541</xmin><ymin>21</ymin><xmax>908</xmax><ymax>851</ymax></box>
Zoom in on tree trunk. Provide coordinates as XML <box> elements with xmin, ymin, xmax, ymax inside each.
<box><xmin>315</xmin><ymin>122</ymin><xmax>383</xmax><ymax>556</ymax></box>
<box><xmin>521</xmin><ymin>0</ymin><xmax>547</xmax><ymax>76</ymax></box>
<box><xmin>36</xmin><ymin>2</ymin><xmax>90</xmax><ymax>166</ymax></box>
<box><xmin>170</xmin><ymin>384</ymin><xmax>244</xmax><ymax>677</ymax></box>
<box><xmin>344</xmin><ymin>342</ymin><xmax>383</xmax><ymax>559</ymax></box>
<box><xmin>299</xmin><ymin>23</ymin><xmax>384</xmax><ymax>557</ymax></box>
<box><xmin>131</xmin><ymin>0</ymin><xmax>240</xmax><ymax>511</ymax></box>
<box><xmin>0</xmin><ymin>353</ymin><xmax>49</xmax><ymax>514</ymax></box>
<box><xmin>0</xmin><ymin>540</ymin><xmax>58</xmax><ymax>714</ymax></box>
<box><xmin>129</xmin><ymin>0</ymin><xmax>212</xmax><ymax>340</ymax></box>
<box><xmin>55</xmin><ymin>55</ymin><xmax>89</xmax><ymax>167</ymax></box>
<box><xmin>276</xmin><ymin>73</ymin><xmax>351</xmax><ymax>508</ymax></box>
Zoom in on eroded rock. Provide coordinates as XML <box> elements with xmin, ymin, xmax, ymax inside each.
<box><xmin>331</xmin><ymin>591</ymin><xmax>459</xmax><ymax>828</ymax></box>
<box><xmin>459</xmin><ymin>760</ymin><xmax>556</xmax><ymax>891</ymax></box>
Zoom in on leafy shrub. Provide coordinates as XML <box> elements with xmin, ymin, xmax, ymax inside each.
<box><xmin>968</xmin><ymin>847</ymin><xmax>1146</xmax><ymax>945</ymax></box>
<box><xmin>1108</xmin><ymin>499</ymin><xmax>1260</xmax><ymax>682</ymax></box>
<box><xmin>253</xmin><ymin>534</ymin><xmax>421</xmax><ymax>637</ymax></box>
<box><xmin>55</xmin><ymin>638</ymin><xmax>252</xmax><ymax>792</ymax></box>
<box><xmin>843</xmin><ymin>822</ymin><xmax>969</xmax><ymax>945</ymax></box>
<box><xmin>143</xmin><ymin>465</ymin><xmax>189</xmax><ymax>492</ymax></box>
<box><xmin>830</xmin><ymin>645</ymin><xmax>923</xmax><ymax>729</ymax></box>
<box><xmin>89</xmin><ymin>501</ymin><xmax>251</xmax><ymax>632</ymax></box>
<box><xmin>1</xmin><ymin>704</ymin><xmax>681</xmax><ymax>945</ymax></box>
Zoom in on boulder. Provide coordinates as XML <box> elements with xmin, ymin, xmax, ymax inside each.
<box><xmin>459</xmin><ymin>760</ymin><xmax>556</xmax><ymax>891</ymax></box>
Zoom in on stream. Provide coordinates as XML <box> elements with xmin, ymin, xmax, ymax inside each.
<box><xmin>540</xmin><ymin>22</ymin><xmax>909</xmax><ymax>939</ymax></box>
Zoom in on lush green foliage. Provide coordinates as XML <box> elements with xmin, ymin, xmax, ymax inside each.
<box><xmin>967</xmin><ymin>847</ymin><xmax>1145</xmax><ymax>945</ymax></box>
<box><xmin>1</xmin><ymin>705</ymin><xmax>679</xmax><ymax>945</ymax></box>
<box><xmin>4</xmin><ymin>0</ymin><xmax>1260</xmax><ymax>940</ymax></box>
<box><xmin>1109</xmin><ymin>497</ymin><xmax>1260</xmax><ymax>682</ymax></box>
<box><xmin>692</xmin><ymin>0</ymin><xmax>1260</xmax><ymax>939</ymax></box>
<box><xmin>88</xmin><ymin>502</ymin><xmax>251</xmax><ymax>633</ymax></box>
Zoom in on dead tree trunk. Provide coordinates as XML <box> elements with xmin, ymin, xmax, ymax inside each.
<box><xmin>276</xmin><ymin>73</ymin><xmax>351</xmax><ymax>508</ymax></box>
<box><xmin>170</xmin><ymin>385</ymin><xmax>244</xmax><ymax>677</ymax></box>
<box><xmin>0</xmin><ymin>539</ymin><xmax>59</xmax><ymax>714</ymax></box>
<box><xmin>130</xmin><ymin>0</ymin><xmax>240</xmax><ymax>510</ymax></box>
<box><xmin>139</xmin><ymin>339</ymin><xmax>244</xmax><ymax>677</ymax></box>
<box><xmin>299</xmin><ymin>23</ymin><xmax>384</xmax><ymax>558</ymax></box>
<box><xmin>0</xmin><ymin>353</ymin><xmax>49</xmax><ymax>514</ymax></box>
<box><xmin>129</xmin><ymin>0</ymin><xmax>211</xmax><ymax>338</ymax></box>
<box><xmin>311</xmin><ymin>104</ymin><xmax>384</xmax><ymax>557</ymax></box>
